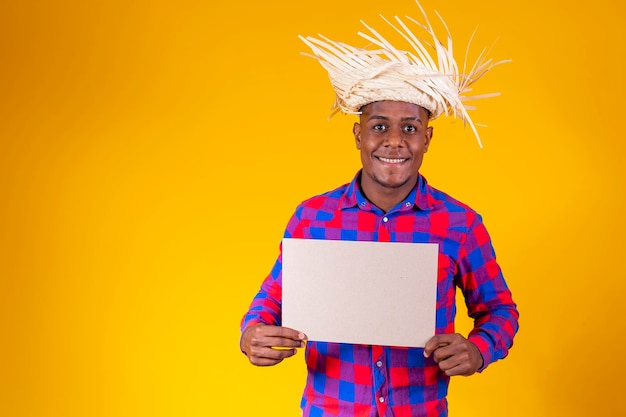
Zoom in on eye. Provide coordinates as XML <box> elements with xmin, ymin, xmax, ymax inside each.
<box><xmin>403</xmin><ymin>125</ymin><xmax>417</xmax><ymax>133</ymax></box>
<box><xmin>373</xmin><ymin>124</ymin><xmax>386</xmax><ymax>132</ymax></box>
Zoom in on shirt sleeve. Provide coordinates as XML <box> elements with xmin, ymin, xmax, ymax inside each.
<box><xmin>456</xmin><ymin>213</ymin><xmax>519</xmax><ymax>371</ymax></box>
<box><xmin>239</xmin><ymin>208</ymin><xmax>303</xmax><ymax>335</ymax></box>
<box><xmin>240</xmin><ymin>252</ymin><xmax>284</xmax><ymax>332</ymax></box>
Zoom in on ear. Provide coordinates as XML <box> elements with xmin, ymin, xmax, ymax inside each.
<box><xmin>353</xmin><ymin>122</ymin><xmax>362</xmax><ymax>149</ymax></box>
<box><xmin>424</xmin><ymin>126</ymin><xmax>434</xmax><ymax>153</ymax></box>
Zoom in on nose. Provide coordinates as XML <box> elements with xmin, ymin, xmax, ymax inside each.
<box><xmin>384</xmin><ymin>129</ymin><xmax>404</xmax><ymax>147</ymax></box>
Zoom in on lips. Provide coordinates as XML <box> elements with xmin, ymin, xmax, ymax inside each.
<box><xmin>376</xmin><ymin>156</ymin><xmax>409</xmax><ymax>164</ymax></box>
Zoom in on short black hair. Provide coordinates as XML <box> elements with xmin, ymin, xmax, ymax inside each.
<box><xmin>358</xmin><ymin>102</ymin><xmax>432</xmax><ymax>120</ymax></box>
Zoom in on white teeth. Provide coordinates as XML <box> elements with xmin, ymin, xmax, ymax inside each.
<box><xmin>378</xmin><ymin>157</ymin><xmax>406</xmax><ymax>163</ymax></box>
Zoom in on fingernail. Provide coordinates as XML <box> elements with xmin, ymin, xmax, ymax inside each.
<box><xmin>298</xmin><ymin>332</ymin><xmax>305</xmax><ymax>340</ymax></box>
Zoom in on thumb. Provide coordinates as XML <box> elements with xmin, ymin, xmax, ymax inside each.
<box><xmin>423</xmin><ymin>334</ymin><xmax>447</xmax><ymax>358</ymax></box>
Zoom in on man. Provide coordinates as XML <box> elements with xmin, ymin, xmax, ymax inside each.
<box><xmin>240</xmin><ymin>2</ymin><xmax>518</xmax><ymax>416</ymax></box>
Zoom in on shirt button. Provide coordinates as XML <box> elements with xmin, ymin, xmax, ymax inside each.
<box><xmin>379</xmin><ymin>397</ymin><xmax>385</xmax><ymax>403</ymax></box>
<box><xmin>405</xmin><ymin>202</ymin><xmax>411</xmax><ymax>207</ymax></box>
<box><xmin>376</xmin><ymin>360</ymin><xmax>383</xmax><ymax>368</ymax></box>
<box><xmin>382</xmin><ymin>217</ymin><xmax>388</xmax><ymax>223</ymax></box>
<box><xmin>360</xmin><ymin>201</ymin><xmax>366</xmax><ymax>206</ymax></box>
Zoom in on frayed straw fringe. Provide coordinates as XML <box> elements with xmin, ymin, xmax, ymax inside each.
<box><xmin>299</xmin><ymin>0</ymin><xmax>510</xmax><ymax>147</ymax></box>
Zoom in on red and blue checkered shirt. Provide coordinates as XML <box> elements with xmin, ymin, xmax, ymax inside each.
<box><xmin>241</xmin><ymin>171</ymin><xmax>519</xmax><ymax>417</ymax></box>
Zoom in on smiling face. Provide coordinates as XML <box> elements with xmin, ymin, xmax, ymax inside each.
<box><xmin>353</xmin><ymin>100</ymin><xmax>433</xmax><ymax>211</ymax></box>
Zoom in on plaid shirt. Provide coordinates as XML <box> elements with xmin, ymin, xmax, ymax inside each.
<box><xmin>241</xmin><ymin>171</ymin><xmax>519</xmax><ymax>417</ymax></box>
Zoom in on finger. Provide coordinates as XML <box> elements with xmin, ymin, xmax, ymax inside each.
<box><xmin>423</xmin><ymin>334</ymin><xmax>454</xmax><ymax>358</ymax></box>
<box><xmin>250</xmin><ymin>351</ymin><xmax>296</xmax><ymax>367</ymax></box>
<box><xmin>435</xmin><ymin>346</ymin><xmax>465</xmax><ymax>368</ymax></box>
<box><xmin>430</xmin><ymin>336</ymin><xmax>469</xmax><ymax>363</ymax></box>
<box><xmin>248</xmin><ymin>345</ymin><xmax>298</xmax><ymax>366</ymax></box>
<box><xmin>246</xmin><ymin>326</ymin><xmax>299</xmax><ymax>346</ymax></box>
<box><xmin>267</xmin><ymin>336</ymin><xmax>306</xmax><ymax>349</ymax></box>
<box><xmin>249</xmin><ymin>333</ymin><xmax>305</xmax><ymax>351</ymax></box>
<box><xmin>273</xmin><ymin>326</ymin><xmax>307</xmax><ymax>342</ymax></box>
<box><xmin>253</xmin><ymin>326</ymin><xmax>306</xmax><ymax>344</ymax></box>
<box><xmin>430</xmin><ymin>342</ymin><xmax>460</xmax><ymax>363</ymax></box>
<box><xmin>439</xmin><ymin>360</ymin><xmax>469</xmax><ymax>377</ymax></box>
<box><xmin>438</xmin><ymin>352</ymin><xmax>477</xmax><ymax>377</ymax></box>
<box><xmin>251</xmin><ymin>357</ymin><xmax>283</xmax><ymax>367</ymax></box>
<box><xmin>241</xmin><ymin>325</ymin><xmax>306</xmax><ymax>361</ymax></box>
<box><xmin>423</xmin><ymin>335</ymin><xmax>441</xmax><ymax>357</ymax></box>
<box><xmin>432</xmin><ymin>341</ymin><xmax>479</xmax><ymax>376</ymax></box>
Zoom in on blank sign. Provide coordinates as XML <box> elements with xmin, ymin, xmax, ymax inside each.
<box><xmin>282</xmin><ymin>238</ymin><xmax>438</xmax><ymax>347</ymax></box>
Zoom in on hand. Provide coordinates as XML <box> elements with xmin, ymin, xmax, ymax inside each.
<box><xmin>240</xmin><ymin>324</ymin><xmax>307</xmax><ymax>366</ymax></box>
<box><xmin>423</xmin><ymin>333</ymin><xmax>483</xmax><ymax>376</ymax></box>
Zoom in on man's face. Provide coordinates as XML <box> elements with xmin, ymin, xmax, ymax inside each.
<box><xmin>353</xmin><ymin>101</ymin><xmax>433</xmax><ymax>198</ymax></box>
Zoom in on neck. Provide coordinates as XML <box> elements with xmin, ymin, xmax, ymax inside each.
<box><xmin>359</xmin><ymin>174</ymin><xmax>418</xmax><ymax>213</ymax></box>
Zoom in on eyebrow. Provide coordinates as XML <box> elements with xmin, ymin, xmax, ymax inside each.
<box><xmin>368</xmin><ymin>115</ymin><xmax>425</xmax><ymax>124</ymax></box>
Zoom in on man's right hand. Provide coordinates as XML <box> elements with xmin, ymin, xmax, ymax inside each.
<box><xmin>240</xmin><ymin>324</ymin><xmax>307</xmax><ymax>366</ymax></box>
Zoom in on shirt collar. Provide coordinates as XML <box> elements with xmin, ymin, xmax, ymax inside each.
<box><xmin>339</xmin><ymin>170</ymin><xmax>435</xmax><ymax>211</ymax></box>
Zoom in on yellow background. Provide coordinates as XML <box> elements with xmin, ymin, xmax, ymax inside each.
<box><xmin>1</xmin><ymin>0</ymin><xmax>625</xmax><ymax>416</ymax></box>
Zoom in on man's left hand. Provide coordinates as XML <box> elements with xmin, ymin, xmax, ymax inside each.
<box><xmin>423</xmin><ymin>333</ymin><xmax>483</xmax><ymax>376</ymax></box>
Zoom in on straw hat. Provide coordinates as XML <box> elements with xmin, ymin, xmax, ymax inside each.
<box><xmin>299</xmin><ymin>0</ymin><xmax>509</xmax><ymax>147</ymax></box>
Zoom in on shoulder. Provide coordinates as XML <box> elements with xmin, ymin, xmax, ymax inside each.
<box><xmin>293</xmin><ymin>182</ymin><xmax>351</xmax><ymax>220</ymax></box>
<box><xmin>426</xmin><ymin>182</ymin><xmax>483</xmax><ymax>229</ymax></box>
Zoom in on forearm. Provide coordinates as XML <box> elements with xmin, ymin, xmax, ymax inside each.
<box><xmin>458</xmin><ymin>215</ymin><xmax>519</xmax><ymax>370</ymax></box>
<box><xmin>240</xmin><ymin>257</ymin><xmax>284</xmax><ymax>333</ymax></box>
<box><xmin>240</xmin><ymin>283</ymin><xmax>282</xmax><ymax>331</ymax></box>
<box><xmin>467</xmin><ymin>301</ymin><xmax>519</xmax><ymax>370</ymax></box>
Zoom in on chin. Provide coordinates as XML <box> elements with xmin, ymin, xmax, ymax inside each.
<box><xmin>375</xmin><ymin>175</ymin><xmax>412</xmax><ymax>189</ymax></box>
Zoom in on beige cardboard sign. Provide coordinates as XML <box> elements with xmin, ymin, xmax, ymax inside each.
<box><xmin>282</xmin><ymin>238</ymin><xmax>438</xmax><ymax>347</ymax></box>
